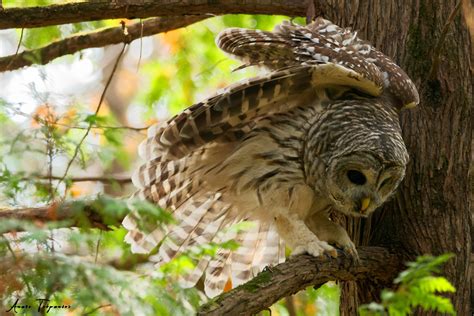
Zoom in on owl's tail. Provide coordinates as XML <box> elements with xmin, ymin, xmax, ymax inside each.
<box><xmin>122</xmin><ymin>142</ymin><xmax>285</xmax><ymax>297</ymax></box>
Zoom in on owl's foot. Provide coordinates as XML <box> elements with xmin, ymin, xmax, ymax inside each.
<box><xmin>305</xmin><ymin>212</ymin><xmax>359</xmax><ymax>262</ymax></box>
<box><xmin>292</xmin><ymin>239</ymin><xmax>337</xmax><ymax>258</ymax></box>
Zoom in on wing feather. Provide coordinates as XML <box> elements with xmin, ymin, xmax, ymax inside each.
<box><xmin>145</xmin><ymin>64</ymin><xmax>382</xmax><ymax>163</ymax></box>
<box><xmin>217</xmin><ymin>18</ymin><xmax>418</xmax><ymax>108</ymax></box>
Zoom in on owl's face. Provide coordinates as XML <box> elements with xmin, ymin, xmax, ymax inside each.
<box><xmin>325</xmin><ymin>151</ymin><xmax>406</xmax><ymax>217</ymax></box>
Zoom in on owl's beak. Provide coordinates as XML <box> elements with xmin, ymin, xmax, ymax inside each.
<box><xmin>360</xmin><ymin>197</ymin><xmax>371</xmax><ymax>213</ymax></box>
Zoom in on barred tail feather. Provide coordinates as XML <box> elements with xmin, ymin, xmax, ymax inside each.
<box><xmin>154</xmin><ymin>194</ymin><xmax>232</xmax><ymax>264</ymax></box>
<box><xmin>256</xmin><ymin>223</ymin><xmax>286</xmax><ymax>272</ymax></box>
<box><xmin>154</xmin><ymin>196</ymin><xmax>215</xmax><ymax>263</ymax></box>
<box><xmin>230</xmin><ymin>221</ymin><xmax>266</xmax><ymax>286</ymax></box>
<box><xmin>123</xmin><ymin>215</ymin><xmax>166</xmax><ymax>254</ymax></box>
<box><xmin>123</xmin><ymin>175</ymin><xmax>199</xmax><ymax>254</ymax></box>
<box><xmin>176</xmin><ymin>204</ymin><xmax>233</xmax><ymax>288</ymax></box>
<box><xmin>200</xmin><ymin>215</ymin><xmax>243</xmax><ymax>295</ymax></box>
<box><xmin>204</xmin><ymin>248</ymin><xmax>232</xmax><ymax>297</ymax></box>
<box><xmin>180</xmin><ymin>257</ymin><xmax>212</xmax><ymax>288</ymax></box>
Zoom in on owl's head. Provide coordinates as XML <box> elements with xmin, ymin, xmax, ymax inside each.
<box><xmin>324</xmin><ymin>150</ymin><xmax>407</xmax><ymax>217</ymax></box>
<box><xmin>305</xmin><ymin>96</ymin><xmax>410</xmax><ymax>217</ymax></box>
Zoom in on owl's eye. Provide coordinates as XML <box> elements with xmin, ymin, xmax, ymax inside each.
<box><xmin>347</xmin><ymin>170</ymin><xmax>366</xmax><ymax>185</ymax></box>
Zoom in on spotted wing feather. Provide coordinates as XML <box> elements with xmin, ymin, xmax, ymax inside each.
<box><xmin>217</xmin><ymin>18</ymin><xmax>418</xmax><ymax>108</ymax></box>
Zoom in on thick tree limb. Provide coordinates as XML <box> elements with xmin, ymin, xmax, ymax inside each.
<box><xmin>198</xmin><ymin>247</ymin><xmax>402</xmax><ymax>316</ymax></box>
<box><xmin>0</xmin><ymin>1</ymin><xmax>308</xmax><ymax>30</ymax></box>
<box><xmin>0</xmin><ymin>15</ymin><xmax>208</xmax><ymax>72</ymax></box>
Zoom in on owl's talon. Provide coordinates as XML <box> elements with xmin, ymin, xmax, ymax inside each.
<box><xmin>328</xmin><ymin>248</ymin><xmax>338</xmax><ymax>258</ymax></box>
<box><xmin>291</xmin><ymin>240</ymin><xmax>335</xmax><ymax>258</ymax></box>
<box><xmin>339</xmin><ymin>242</ymin><xmax>360</xmax><ymax>263</ymax></box>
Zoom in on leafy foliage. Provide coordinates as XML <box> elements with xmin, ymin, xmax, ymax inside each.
<box><xmin>1</xmin><ymin>197</ymin><xmax>206</xmax><ymax>314</ymax></box>
<box><xmin>359</xmin><ymin>254</ymin><xmax>456</xmax><ymax>316</ymax></box>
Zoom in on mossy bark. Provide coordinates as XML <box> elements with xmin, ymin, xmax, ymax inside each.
<box><xmin>198</xmin><ymin>248</ymin><xmax>402</xmax><ymax>316</ymax></box>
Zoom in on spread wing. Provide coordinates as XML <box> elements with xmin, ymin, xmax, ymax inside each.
<box><xmin>139</xmin><ymin>64</ymin><xmax>383</xmax><ymax>164</ymax></box>
<box><xmin>217</xmin><ymin>18</ymin><xmax>419</xmax><ymax>108</ymax></box>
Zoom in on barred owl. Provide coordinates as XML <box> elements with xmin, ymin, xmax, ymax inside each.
<box><xmin>123</xmin><ymin>18</ymin><xmax>419</xmax><ymax>297</ymax></box>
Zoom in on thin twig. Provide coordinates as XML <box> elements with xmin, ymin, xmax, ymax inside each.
<box><xmin>55</xmin><ymin>43</ymin><xmax>127</xmax><ymax>196</ymax></box>
<box><xmin>45</xmin><ymin>116</ymin><xmax>56</xmax><ymax>255</ymax></box>
<box><xmin>285</xmin><ymin>296</ymin><xmax>297</xmax><ymax>316</ymax></box>
<box><xmin>5</xmin><ymin>27</ymin><xmax>24</xmax><ymax>71</ymax></box>
<box><xmin>51</xmin><ymin>122</ymin><xmax>149</xmax><ymax>132</ymax></box>
<box><xmin>137</xmin><ymin>19</ymin><xmax>144</xmax><ymax>71</ymax></box>
<box><xmin>94</xmin><ymin>230</ymin><xmax>102</xmax><ymax>264</ymax></box>
<box><xmin>18</xmin><ymin>175</ymin><xmax>132</xmax><ymax>184</ymax></box>
<box><xmin>82</xmin><ymin>304</ymin><xmax>112</xmax><ymax>316</ymax></box>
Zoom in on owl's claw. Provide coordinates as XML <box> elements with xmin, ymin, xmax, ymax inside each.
<box><xmin>292</xmin><ymin>240</ymin><xmax>336</xmax><ymax>258</ymax></box>
<box><xmin>339</xmin><ymin>241</ymin><xmax>360</xmax><ymax>263</ymax></box>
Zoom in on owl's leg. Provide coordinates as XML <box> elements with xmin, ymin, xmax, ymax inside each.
<box><xmin>305</xmin><ymin>211</ymin><xmax>359</xmax><ymax>260</ymax></box>
<box><xmin>274</xmin><ymin>213</ymin><xmax>337</xmax><ymax>258</ymax></box>
<box><xmin>262</xmin><ymin>184</ymin><xmax>336</xmax><ymax>258</ymax></box>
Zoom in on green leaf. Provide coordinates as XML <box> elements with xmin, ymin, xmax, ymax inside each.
<box><xmin>359</xmin><ymin>254</ymin><xmax>456</xmax><ymax>316</ymax></box>
<box><xmin>416</xmin><ymin>276</ymin><xmax>456</xmax><ymax>293</ymax></box>
<box><xmin>84</xmin><ymin>114</ymin><xmax>102</xmax><ymax>124</ymax></box>
<box><xmin>23</xmin><ymin>26</ymin><xmax>61</xmax><ymax>49</ymax></box>
<box><xmin>103</xmin><ymin>128</ymin><xmax>123</xmax><ymax>146</ymax></box>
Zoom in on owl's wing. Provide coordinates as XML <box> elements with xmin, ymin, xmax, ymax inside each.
<box><xmin>217</xmin><ymin>18</ymin><xmax>419</xmax><ymax>108</ymax></box>
<box><xmin>141</xmin><ymin>64</ymin><xmax>382</xmax><ymax>163</ymax></box>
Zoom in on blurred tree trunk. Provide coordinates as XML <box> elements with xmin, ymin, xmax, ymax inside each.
<box><xmin>317</xmin><ymin>1</ymin><xmax>472</xmax><ymax>314</ymax></box>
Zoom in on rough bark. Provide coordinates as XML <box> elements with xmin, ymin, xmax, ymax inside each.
<box><xmin>198</xmin><ymin>248</ymin><xmax>403</xmax><ymax>316</ymax></box>
<box><xmin>314</xmin><ymin>1</ymin><xmax>472</xmax><ymax>315</ymax></box>
<box><xmin>0</xmin><ymin>1</ymin><xmax>306</xmax><ymax>29</ymax></box>
<box><xmin>0</xmin><ymin>15</ymin><xmax>208</xmax><ymax>72</ymax></box>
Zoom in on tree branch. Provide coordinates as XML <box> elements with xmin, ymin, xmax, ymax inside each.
<box><xmin>0</xmin><ymin>199</ymin><xmax>127</xmax><ymax>231</ymax></box>
<box><xmin>0</xmin><ymin>1</ymin><xmax>308</xmax><ymax>30</ymax></box>
<box><xmin>21</xmin><ymin>175</ymin><xmax>132</xmax><ymax>184</ymax></box>
<box><xmin>198</xmin><ymin>247</ymin><xmax>402</xmax><ymax>316</ymax></box>
<box><xmin>0</xmin><ymin>15</ymin><xmax>208</xmax><ymax>72</ymax></box>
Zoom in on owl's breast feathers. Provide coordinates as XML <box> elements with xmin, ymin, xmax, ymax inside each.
<box><xmin>123</xmin><ymin>18</ymin><xmax>418</xmax><ymax>297</ymax></box>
